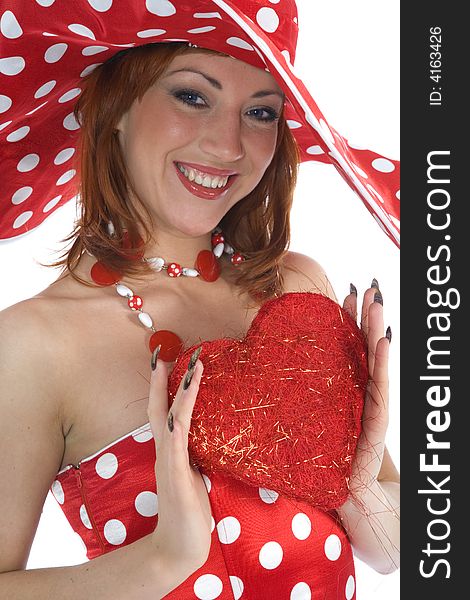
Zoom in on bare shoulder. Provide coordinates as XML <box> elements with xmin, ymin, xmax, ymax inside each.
<box><xmin>0</xmin><ymin>293</ymin><xmax>69</xmax><ymax>434</ymax></box>
<box><xmin>279</xmin><ymin>251</ymin><xmax>337</xmax><ymax>301</ymax></box>
<box><xmin>0</xmin><ymin>294</ymin><xmax>69</xmax><ymax>570</ymax></box>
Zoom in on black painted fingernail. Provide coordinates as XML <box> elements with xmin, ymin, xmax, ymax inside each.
<box><xmin>183</xmin><ymin>366</ymin><xmax>196</xmax><ymax>390</ymax></box>
<box><xmin>386</xmin><ymin>326</ymin><xmax>392</xmax><ymax>343</ymax></box>
<box><xmin>167</xmin><ymin>411</ymin><xmax>174</xmax><ymax>432</ymax></box>
<box><xmin>371</xmin><ymin>278</ymin><xmax>380</xmax><ymax>290</ymax></box>
<box><xmin>350</xmin><ymin>283</ymin><xmax>357</xmax><ymax>296</ymax></box>
<box><xmin>187</xmin><ymin>345</ymin><xmax>203</xmax><ymax>371</ymax></box>
<box><xmin>151</xmin><ymin>344</ymin><xmax>161</xmax><ymax>371</ymax></box>
<box><xmin>374</xmin><ymin>290</ymin><xmax>383</xmax><ymax>305</ymax></box>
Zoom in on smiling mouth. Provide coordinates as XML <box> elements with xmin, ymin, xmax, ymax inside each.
<box><xmin>176</xmin><ymin>163</ymin><xmax>232</xmax><ymax>190</ymax></box>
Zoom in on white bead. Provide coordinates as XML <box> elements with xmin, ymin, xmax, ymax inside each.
<box><xmin>147</xmin><ymin>257</ymin><xmax>165</xmax><ymax>272</ymax></box>
<box><xmin>107</xmin><ymin>221</ymin><xmax>115</xmax><ymax>236</ymax></box>
<box><xmin>224</xmin><ymin>243</ymin><xmax>234</xmax><ymax>255</ymax></box>
<box><xmin>213</xmin><ymin>242</ymin><xmax>224</xmax><ymax>258</ymax></box>
<box><xmin>138</xmin><ymin>312</ymin><xmax>153</xmax><ymax>329</ymax></box>
<box><xmin>182</xmin><ymin>268</ymin><xmax>199</xmax><ymax>277</ymax></box>
<box><xmin>116</xmin><ymin>284</ymin><xmax>133</xmax><ymax>297</ymax></box>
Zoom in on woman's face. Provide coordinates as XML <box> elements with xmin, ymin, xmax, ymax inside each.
<box><xmin>116</xmin><ymin>51</ymin><xmax>284</xmax><ymax>238</ymax></box>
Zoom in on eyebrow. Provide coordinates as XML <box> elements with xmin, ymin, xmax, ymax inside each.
<box><xmin>164</xmin><ymin>67</ymin><xmax>285</xmax><ymax>100</ymax></box>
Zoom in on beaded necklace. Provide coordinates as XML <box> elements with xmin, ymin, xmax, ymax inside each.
<box><xmin>90</xmin><ymin>227</ymin><xmax>244</xmax><ymax>362</ymax></box>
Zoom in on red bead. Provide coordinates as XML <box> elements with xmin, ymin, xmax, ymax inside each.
<box><xmin>195</xmin><ymin>249</ymin><xmax>220</xmax><ymax>282</ymax></box>
<box><xmin>211</xmin><ymin>232</ymin><xmax>225</xmax><ymax>247</ymax></box>
<box><xmin>128</xmin><ymin>295</ymin><xmax>143</xmax><ymax>311</ymax></box>
<box><xmin>231</xmin><ymin>252</ymin><xmax>245</xmax><ymax>266</ymax></box>
<box><xmin>90</xmin><ymin>261</ymin><xmax>122</xmax><ymax>286</ymax></box>
<box><xmin>167</xmin><ymin>263</ymin><xmax>182</xmax><ymax>277</ymax></box>
<box><xmin>149</xmin><ymin>330</ymin><xmax>184</xmax><ymax>362</ymax></box>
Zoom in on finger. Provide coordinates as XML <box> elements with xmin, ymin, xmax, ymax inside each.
<box><xmin>367</xmin><ymin>297</ymin><xmax>384</xmax><ymax>374</ymax></box>
<box><xmin>363</xmin><ymin>336</ymin><xmax>390</xmax><ymax>439</ymax></box>
<box><xmin>342</xmin><ymin>283</ymin><xmax>358</xmax><ymax>322</ymax></box>
<box><xmin>148</xmin><ymin>354</ymin><xmax>171</xmax><ymax>436</ymax></box>
<box><xmin>171</xmin><ymin>359</ymin><xmax>204</xmax><ymax>430</ymax></box>
<box><xmin>360</xmin><ymin>285</ymin><xmax>377</xmax><ymax>340</ymax></box>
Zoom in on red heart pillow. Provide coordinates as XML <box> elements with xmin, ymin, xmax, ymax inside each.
<box><xmin>168</xmin><ymin>292</ymin><xmax>368</xmax><ymax>510</ymax></box>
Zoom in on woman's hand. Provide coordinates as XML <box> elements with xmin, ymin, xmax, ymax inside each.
<box><xmin>147</xmin><ymin>348</ymin><xmax>212</xmax><ymax>574</ymax></box>
<box><xmin>343</xmin><ymin>282</ymin><xmax>391</xmax><ymax>496</ymax></box>
<box><xmin>339</xmin><ymin>282</ymin><xmax>400</xmax><ymax>573</ymax></box>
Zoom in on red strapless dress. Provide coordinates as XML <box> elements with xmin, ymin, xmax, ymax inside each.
<box><xmin>52</xmin><ymin>422</ymin><xmax>356</xmax><ymax>599</ymax></box>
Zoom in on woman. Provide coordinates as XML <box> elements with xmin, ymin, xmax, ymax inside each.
<box><xmin>0</xmin><ymin>1</ymin><xmax>399</xmax><ymax>598</ymax></box>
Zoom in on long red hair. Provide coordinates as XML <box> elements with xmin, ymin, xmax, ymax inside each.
<box><xmin>53</xmin><ymin>42</ymin><xmax>300</xmax><ymax>301</ymax></box>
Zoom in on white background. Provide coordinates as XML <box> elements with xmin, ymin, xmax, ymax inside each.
<box><xmin>0</xmin><ymin>1</ymin><xmax>399</xmax><ymax>598</ymax></box>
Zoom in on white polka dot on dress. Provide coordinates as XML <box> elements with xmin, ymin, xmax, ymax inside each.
<box><xmin>58</xmin><ymin>88</ymin><xmax>82</xmax><ymax>103</ymax></box>
<box><xmin>103</xmin><ymin>518</ymin><xmax>127</xmax><ymax>545</ymax></box>
<box><xmin>35</xmin><ymin>0</ymin><xmax>56</xmax><ymax>6</ymax></box>
<box><xmin>63</xmin><ymin>113</ymin><xmax>80</xmax><ymax>131</ymax></box>
<box><xmin>193</xmin><ymin>573</ymin><xmax>223</xmax><ymax>600</ymax></box>
<box><xmin>0</xmin><ymin>94</ymin><xmax>12</xmax><ymax>113</ymax></box>
<box><xmin>372</xmin><ymin>157</ymin><xmax>396</xmax><ymax>173</ymax></box>
<box><xmin>56</xmin><ymin>169</ymin><xmax>76</xmax><ymax>185</ymax></box>
<box><xmin>216</xmin><ymin>516</ymin><xmax>241</xmax><ymax>544</ymax></box>
<box><xmin>187</xmin><ymin>26</ymin><xmax>217</xmax><ymax>34</ymax></box>
<box><xmin>82</xmin><ymin>46</ymin><xmax>109</xmax><ymax>56</ymax></box>
<box><xmin>1</xmin><ymin>11</ymin><xmax>23</xmax><ymax>40</ymax></box>
<box><xmin>287</xmin><ymin>120</ymin><xmax>302</xmax><ymax>129</ymax></box>
<box><xmin>68</xmin><ymin>24</ymin><xmax>96</xmax><ymax>40</ymax></box>
<box><xmin>256</xmin><ymin>7</ymin><xmax>280</xmax><ymax>33</ymax></box>
<box><xmin>12</xmin><ymin>186</ymin><xmax>33</xmax><ymax>204</ymax></box>
<box><xmin>226</xmin><ymin>37</ymin><xmax>254</xmax><ymax>51</ymax></box>
<box><xmin>306</xmin><ymin>145</ymin><xmax>324</xmax><ymax>155</ymax></box>
<box><xmin>132</xmin><ymin>425</ymin><xmax>153</xmax><ymax>443</ymax></box>
<box><xmin>95</xmin><ymin>452</ymin><xmax>118</xmax><ymax>479</ymax></box>
<box><xmin>145</xmin><ymin>0</ymin><xmax>177</xmax><ymax>17</ymax></box>
<box><xmin>44</xmin><ymin>43</ymin><xmax>68</xmax><ymax>63</ymax></box>
<box><xmin>0</xmin><ymin>56</ymin><xmax>26</xmax><ymax>76</ymax></box>
<box><xmin>17</xmin><ymin>153</ymin><xmax>40</xmax><ymax>172</ymax></box>
<box><xmin>54</xmin><ymin>147</ymin><xmax>75</xmax><ymax>165</ymax></box>
<box><xmin>259</xmin><ymin>541</ymin><xmax>283</xmax><ymax>570</ymax></box>
<box><xmin>291</xmin><ymin>513</ymin><xmax>311</xmax><ymax>541</ymax></box>
<box><xmin>43</xmin><ymin>195</ymin><xmax>62</xmax><ymax>213</ymax></box>
<box><xmin>290</xmin><ymin>581</ymin><xmax>311</xmax><ymax>600</ymax></box>
<box><xmin>324</xmin><ymin>534</ymin><xmax>342</xmax><ymax>561</ymax></box>
<box><xmin>259</xmin><ymin>487</ymin><xmax>279</xmax><ymax>504</ymax></box>
<box><xmin>229</xmin><ymin>575</ymin><xmax>244</xmax><ymax>600</ymax></box>
<box><xmin>7</xmin><ymin>126</ymin><xmax>30</xmax><ymax>142</ymax></box>
<box><xmin>137</xmin><ymin>29</ymin><xmax>166</xmax><ymax>38</ymax></box>
<box><xmin>13</xmin><ymin>211</ymin><xmax>33</xmax><ymax>229</ymax></box>
<box><xmin>345</xmin><ymin>575</ymin><xmax>355</xmax><ymax>599</ymax></box>
<box><xmin>80</xmin><ymin>504</ymin><xmax>92</xmax><ymax>529</ymax></box>
<box><xmin>134</xmin><ymin>491</ymin><xmax>158</xmax><ymax>517</ymax></box>
<box><xmin>51</xmin><ymin>480</ymin><xmax>65</xmax><ymax>504</ymax></box>
<box><xmin>34</xmin><ymin>80</ymin><xmax>56</xmax><ymax>99</ymax></box>
<box><xmin>202</xmin><ymin>473</ymin><xmax>212</xmax><ymax>493</ymax></box>
<box><xmin>88</xmin><ymin>0</ymin><xmax>113</xmax><ymax>12</ymax></box>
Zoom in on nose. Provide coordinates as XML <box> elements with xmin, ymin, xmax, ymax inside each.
<box><xmin>198</xmin><ymin>109</ymin><xmax>245</xmax><ymax>164</ymax></box>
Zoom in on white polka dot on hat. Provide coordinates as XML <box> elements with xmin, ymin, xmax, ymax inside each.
<box><xmin>0</xmin><ymin>0</ymin><xmax>400</xmax><ymax>245</ymax></box>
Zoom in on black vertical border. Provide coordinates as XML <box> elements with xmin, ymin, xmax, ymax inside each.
<box><xmin>401</xmin><ymin>3</ymin><xmax>465</xmax><ymax>597</ymax></box>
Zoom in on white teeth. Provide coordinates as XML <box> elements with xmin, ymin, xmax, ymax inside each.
<box><xmin>177</xmin><ymin>163</ymin><xmax>231</xmax><ymax>190</ymax></box>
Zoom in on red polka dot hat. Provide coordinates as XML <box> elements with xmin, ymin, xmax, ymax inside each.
<box><xmin>0</xmin><ymin>0</ymin><xmax>400</xmax><ymax>246</ymax></box>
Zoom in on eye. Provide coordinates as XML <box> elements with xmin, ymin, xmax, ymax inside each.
<box><xmin>247</xmin><ymin>106</ymin><xmax>280</xmax><ymax>123</ymax></box>
<box><xmin>173</xmin><ymin>89</ymin><xmax>207</xmax><ymax>108</ymax></box>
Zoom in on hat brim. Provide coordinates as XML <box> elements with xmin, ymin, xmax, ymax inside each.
<box><xmin>0</xmin><ymin>0</ymin><xmax>399</xmax><ymax>245</ymax></box>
